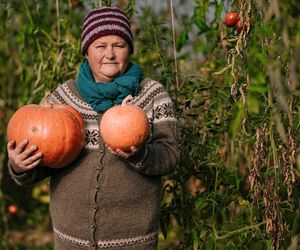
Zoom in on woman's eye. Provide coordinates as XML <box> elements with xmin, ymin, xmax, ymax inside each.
<box><xmin>114</xmin><ymin>45</ymin><xmax>126</xmax><ymax>48</ymax></box>
<box><xmin>96</xmin><ymin>45</ymin><xmax>105</xmax><ymax>48</ymax></box>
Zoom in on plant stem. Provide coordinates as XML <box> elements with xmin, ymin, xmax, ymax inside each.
<box><xmin>212</xmin><ymin>221</ymin><xmax>266</xmax><ymax>240</ymax></box>
<box><xmin>212</xmin><ymin>167</ymin><xmax>219</xmax><ymax>217</ymax></box>
<box><xmin>56</xmin><ymin>0</ymin><xmax>61</xmax><ymax>44</ymax></box>
<box><xmin>169</xmin><ymin>0</ymin><xmax>179</xmax><ymax>92</ymax></box>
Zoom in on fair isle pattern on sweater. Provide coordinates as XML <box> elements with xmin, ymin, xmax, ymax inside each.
<box><xmin>47</xmin><ymin>80</ymin><xmax>100</xmax><ymax>150</ymax></box>
<box><xmin>129</xmin><ymin>79</ymin><xmax>176</xmax><ymax>124</ymax></box>
<box><xmin>47</xmin><ymin>78</ymin><xmax>176</xmax><ymax>150</ymax></box>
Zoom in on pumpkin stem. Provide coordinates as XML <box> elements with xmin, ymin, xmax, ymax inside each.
<box><xmin>39</xmin><ymin>91</ymin><xmax>53</xmax><ymax>108</ymax></box>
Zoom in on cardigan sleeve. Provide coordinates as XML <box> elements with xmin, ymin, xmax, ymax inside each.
<box><xmin>127</xmin><ymin>85</ymin><xmax>180</xmax><ymax>176</ymax></box>
<box><xmin>8</xmin><ymin>162</ymin><xmax>54</xmax><ymax>186</ymax></box>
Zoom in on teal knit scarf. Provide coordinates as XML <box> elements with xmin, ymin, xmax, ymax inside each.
<box><xmin>76</xmin><ymin>61</ymin><xmax>142</xmax><ymax>112</ymax></box>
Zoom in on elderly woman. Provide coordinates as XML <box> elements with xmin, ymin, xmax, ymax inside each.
<box><xmin>7</xmin><ymin>6</ymin><xmax>179</xmax><ymax>250</ymax></box>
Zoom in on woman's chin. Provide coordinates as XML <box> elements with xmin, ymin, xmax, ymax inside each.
<box><xmin>95</xmin><ymin>73</ymin><xmax>120</xmax><ymax>82</ymax></box>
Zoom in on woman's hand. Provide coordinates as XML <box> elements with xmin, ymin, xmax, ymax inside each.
<box><xmin>7</xmin><ymin>139</ymin><xmax>43</xmax><ymax>174</ymax></box>
<box><xmin>106</xmin><ymin>145</ymin><xmax>138</xmax><ymax>159</ymax></box>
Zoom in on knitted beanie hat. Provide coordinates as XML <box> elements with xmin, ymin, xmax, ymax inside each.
<box><xmin>81</xmin><ymin>6</ymin><xmax>134</xmax><ymax>55</ymax></box>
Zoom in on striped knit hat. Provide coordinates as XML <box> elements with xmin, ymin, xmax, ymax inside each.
<box><xmin>81</xmin><ymin>7</ymin><xmax>134</xmax><ymax>55</ymax></box>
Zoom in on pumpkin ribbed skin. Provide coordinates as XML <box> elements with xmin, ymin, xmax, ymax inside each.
<box><xmin>100</xmin><ymin>105</ymin><xmax>149</xmax><ymax>151</ymax></box>
<box><xmin>7</xmin><ymin>104</ymin><xmax>86</xmax><ymax>168</ymax></box>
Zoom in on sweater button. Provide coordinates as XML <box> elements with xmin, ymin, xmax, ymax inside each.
<box><xmin>91</xmin><ymin>223</ymin><xmax>96</xmax><ymax>229</ymax></box>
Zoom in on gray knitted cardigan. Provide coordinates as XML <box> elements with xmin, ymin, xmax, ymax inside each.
<box><xmin>8</xmin><ymin>78</ymin><xmax>179</xmax><ymax>250</ymax></box>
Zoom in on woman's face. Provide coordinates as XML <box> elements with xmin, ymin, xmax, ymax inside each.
<box><xmin>86</xmin><ymin>35</ymin><xmax>131</xmax><ymax>83</ymax></box>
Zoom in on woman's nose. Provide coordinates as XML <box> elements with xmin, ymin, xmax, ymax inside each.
<box><xmin>105</xmin><ymin>46</ymin><xmax>116</xmax><ymax>59</ymax></box>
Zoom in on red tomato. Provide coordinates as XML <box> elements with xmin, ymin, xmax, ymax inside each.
<box><xmin>236</xmin><ymin>19</ymin><xmax>244</xmax><ymax>31</ymax></box>
<box><xmin>8</xmin><ymin>204</ymin><xmax>18</xmax><ymax>214</ymax></box>
<box><xmin>224</xmin><ymin>11</ymin><xmax>239</xmax><ymax>26</ymax></box>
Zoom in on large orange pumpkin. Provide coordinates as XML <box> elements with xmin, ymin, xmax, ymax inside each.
<box><xmin>7</xmin><ymin>104</ymin><xmax>86</xmax><ymax>168</ymax></box>
<box><xmin>100</xmin><ymin>105</ymin><xmax>149</xmax><ymax>151</ymax></box>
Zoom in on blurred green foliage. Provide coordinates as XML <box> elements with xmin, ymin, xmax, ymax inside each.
<box><xmin>1</xmin><ymin>0</ymin><xmax>300</xmax><ymax>249</ymax></box>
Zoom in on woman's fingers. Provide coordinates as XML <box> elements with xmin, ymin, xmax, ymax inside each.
<box><xmin>14</xmin><ymin>139</ymin><xmax>29</xmax><ymax>154</ymax></box>
<box><xmin>106</xmin><ymin>145</ymin><xmax>116</xmax><ymax>155</ymax></box>
<box><xmin>107</xmin><ymin>146</ymin><xmax>138</xmax><ymax>159</ymax></box>
<box><xmin>115</xmin><ymin>149</ymin><xmax>129</xmax><ymax>159</ymax></box>
<box><xmin>22</xmin><ymin>154</ymin><xmax>43</xmax><ymax>169</ymax></box>
<box><xmin>105</xmin><ymin>144</ymin><xmax>140</xmax><ymax>159</ymax></box>
<box><xmin>129</xmin><ymin>146</ymin><xmax>138</xmax><ymax>155</ymax></box>
<box><xmin>19</xmin><ymin>145</ymin><xmax>39</xmax><ymax>161</ymax></box>
<box><xmin>7</xmin><ymin>140</ymin><xmax>16</xmax><ymax>150</ymax></box>
<box><xmin>7</xmin><ymin>139</ymin><xmax>43</xmax><ymax>173</ymax></box>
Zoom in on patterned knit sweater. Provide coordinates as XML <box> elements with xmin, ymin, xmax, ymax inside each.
<box><xmin>8</xmin><ymin>78</ymin><xmax>179</xmax><ymax>250</ymax></box>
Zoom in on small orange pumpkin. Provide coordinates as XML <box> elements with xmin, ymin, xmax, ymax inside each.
<box><xmin>100</xmin><ymin>105</ymin><xmax>149</xmax><ymax>151</ymax></box>
<box><xmin>7</xmin><ymin>104</ymin><xmax>86</xmax><ymax>168</ymax></box>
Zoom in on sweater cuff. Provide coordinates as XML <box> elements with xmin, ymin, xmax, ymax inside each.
<box><xmin>8</xmin><ymin>162</ymin><xmax>38</xmax><ymax>186</ymax></box>
<box><xmin>127</xmin><ymin>145</ymin><xmax>148</xmax><ymax>169</ymax></box>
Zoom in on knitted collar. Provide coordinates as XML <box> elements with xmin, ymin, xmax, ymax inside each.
<box><xmin>76</xmin><ymin>61</ymin><xmax>142</xmax><ymax>113</ymax></box>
